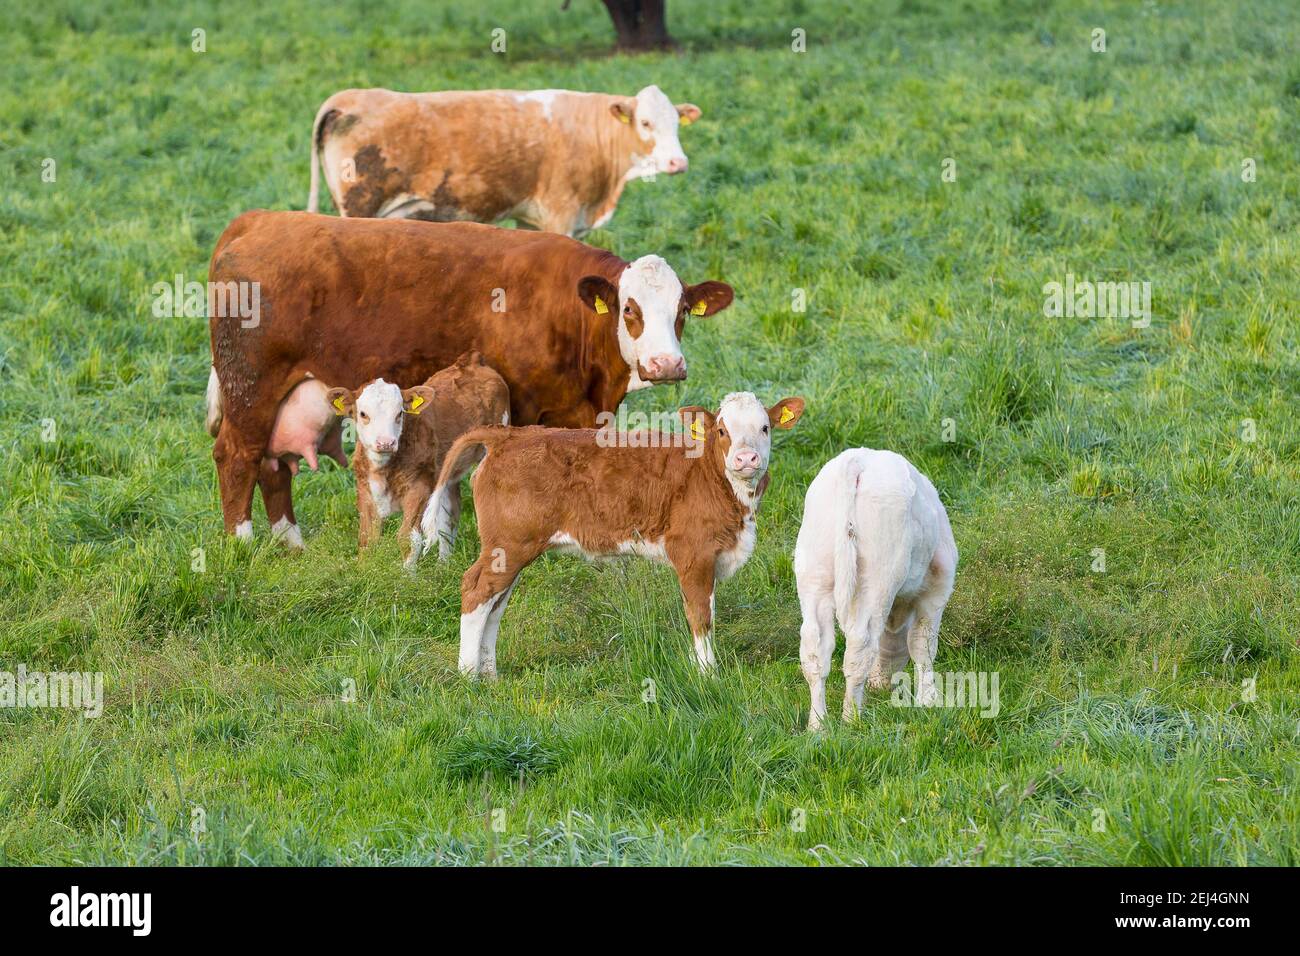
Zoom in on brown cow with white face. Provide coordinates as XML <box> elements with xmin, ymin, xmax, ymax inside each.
<box><xmin>205</xmin><ymin>212</ymin><xmax>733</xmax><ymax>545</ymax></box>
<box><xmin>436</xmin><ymin>392</ymin><xmax>806</xmax><ymax>677</ymax></box>
<box><xmin>307</xmin><ymin>85</ymin><xmax>701</xmax><ymax>237</ymax></box>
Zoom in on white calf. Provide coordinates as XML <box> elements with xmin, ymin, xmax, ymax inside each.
<box><xmin>793</xmin><ymin>449</ymin><xmax>957</xmax><ymax>731</ymax></box>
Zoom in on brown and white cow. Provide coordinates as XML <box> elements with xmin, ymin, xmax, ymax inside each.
<box><xmin>324</xmin><ymin>352</ymin><xmax>510</xmax><ymax>567</ymax></box>
<box><xmin>206</xmin><ymin>211</ymin><xmax>733</xmax><ymax>544</ymax></box>
<box><xmin>307</xmin><ymin>85</ymin><xmax>701</xmax><ymax>236</ymax></box>
<box><xmin>436</xmin><ymin>392</ymin><xmax>806</xmax><ymax>677</ymax></box>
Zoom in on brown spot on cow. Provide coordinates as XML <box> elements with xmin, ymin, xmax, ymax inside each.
<box><xmin>343</xmin><ymin>144</ymin><xmax>411</xmax><ymax>218</ymax></box>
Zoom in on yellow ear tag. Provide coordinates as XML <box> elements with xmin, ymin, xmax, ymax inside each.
<box><xmin>680</xmin><ymin>115</ymin><xmax>693</xmax><ymax>126</ymax></box>
<box><xmin>690</xmin><ymin>421</ymin><xmax>705</xmax><ymax>442</ymax></box>
<box><xmin>618</xmin><ymin>112</ymin><xmax>630</xmax><ymax>124</ymax></box>
<box><xmin>332</xmin><ymin>397</ymin><xmax>346</xmax><ymax>414</ymax></box>
<box><xmin>408</xmin><ymin>394</ymin><xmax>424</xmax><ymax>415</ymax></box>
<box><xmin>779</xmin><ymin>406</ymin><xmax>794</xmax><ymax>425</ymax></box>
<box><xmin>594</xmin><ymin>296</ymin><xmax>610</xmax><ymax>314</ymax></box>
<box><xmin>690</xmin><ymin>300</ymin><xmax>707</xmax><ymax>316</ymax></box>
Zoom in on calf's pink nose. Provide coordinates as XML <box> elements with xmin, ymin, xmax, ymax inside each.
<box><xmin>374</xmin><ymin>438</ymin><xmax>397</xmax><ymax>452</ymax></box>
<box><xmin>732</xmin><ymin>450</ymin><xmax>760</xmax><ymax>473</ymax></box>
<box><xmin>665</xmin><ymin>156</ymin><xmax>688</xmax><ymax>174</ymax></box>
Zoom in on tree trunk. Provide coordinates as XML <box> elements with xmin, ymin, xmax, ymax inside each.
<box><xmin>600</xmin><ymin>0</ymin><xmax>674</xmax><ymax>51</ymax></box>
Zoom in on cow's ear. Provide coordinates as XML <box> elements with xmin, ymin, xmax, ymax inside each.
<box><xmin>768</xmin><ymin>397</ymin><xmax>805</xmax><ymax>430</ymax></box>
<box><xmin>679</xmin><ymin>405</ymin><xmax>715</xmax><ymax>443</ymax></box>
<box><xmin>402</xmin><ymin>386</ymin><xmax>436</xmax><ymax>416</ymax></box>
<box><xmin>577</xmin><ymin>275</ymin><xmax>619</xmax><ymax>316</ymax></box>
<box><xmin>676</xmin><ymin>103</ymin><xmax>702</xmax><ymax>126</ymax></box>
<box><xmin>610</xmin><ymin>98</ymin><xmax>635</xmax><ymax>124</ymax></box>
<box><xmin>325</xmin><ymin>387</ymin><xmax>354</xmax><ymax>416</ymax></box>
<box><xmin>683</xmin><ymin>280</ymin><xmax>734</xmax><ymax>318</ymax></box>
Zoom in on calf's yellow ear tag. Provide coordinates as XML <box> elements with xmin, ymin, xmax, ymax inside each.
<box><xmin>690</xmin><ymin>300</ymin><xmax>707</xmax><ymax>316</ymax></box>
<box><xmin>594</xmin><ymin>296</ymin><xmax>610</xmax><ymax>314</ymax></box>
<box><xmin>779</xmin><ymin>405</ymin><xmax>794</xmax><ymax>425</ymax></box>
<box><xmin>690</xmin><ymin>420</ymin><xmax>705</xmax><ymax>442</ymax></box>
<box><xmin>332</xmin><ymin>396</ymin><xmax>346</xmax><ymax>414</ymax></box>
<box><xmin>618</xmin><ymin>112</ymin><xmax>630</xmax><ymax>124</ymax></box>
<box><xmin>408</xmin><ymin>394</ymin><xmax>425</xmax><ymax>415</ymax></box>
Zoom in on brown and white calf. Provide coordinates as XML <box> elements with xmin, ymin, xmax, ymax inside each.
<box><xmin>307</xmin><ymin>85</ymin><xmax>701</xmax><ymax>236</ymax></box>
<box><xmin>436</xmin><ymin>392</ymin><xmax>805</xmax><ymax>677</ymax></box>
<box><xmin>325</xmin><ymin>353</ymin><xmax>510</xmax><ymax>568</ymax></box>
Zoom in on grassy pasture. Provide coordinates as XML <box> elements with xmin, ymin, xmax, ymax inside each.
<box><xmin>0</xmin><ymin>0</ymin><xmax>1297</xmax><ymax>865</ymax></box>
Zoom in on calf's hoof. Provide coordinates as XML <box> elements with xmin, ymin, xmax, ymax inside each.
<box><xmin>271</xmin><ymin>519</ymin><xmax>305</xmax><ymax>551</ymax></box>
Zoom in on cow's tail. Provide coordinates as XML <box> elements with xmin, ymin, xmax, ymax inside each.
<box><xmin>307</xmin><ymin>101</ymin><xmax>337</xmax><ymax>213</ymax></box>
<box><xmin>205</xmin><ymin>365</ymin><xmax>224</xmax><ymax>437</ymax></box>
<box><xmin>435</xmin><ymin>427</ymin><xmax>506</xmax><ymax>492</ymax></box>
<box><xmin>832</xmin><ymin>453</ymin><xmax>865</xmax><ymax>626</ymax></box>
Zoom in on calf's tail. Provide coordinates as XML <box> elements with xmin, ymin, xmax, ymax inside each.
<box><xmin>435</xmin><ymin>427</ymin><xmax>506</xmax><ymax>492</ymax></box>
<box><xmin>307</xmin><ymin>102</ymin><xmax>337</xmax><ymax>213</ymax></box>
<box><xmin>832</xmin><ymin>453</ymin><xmax>865</xmax><ymax>626</ymax></box>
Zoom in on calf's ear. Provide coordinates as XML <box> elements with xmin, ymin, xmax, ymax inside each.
<box><xmin>325</xmin><ymin>387</ymin><xmax>354</xmax><ymax>416</ymax></box>
<box><xmin>675</xmin><ymin>103</ymin><xmax>702</xmax><ymax>126</ymax></box>
<box><xmin>768</xmin><ymin>397</ymin><xmax>805</xmax><ymax>430</ymax></box>
<box><xmin>402</xmin><ymin>386</ymin><xmax>436</xmax><ymax>415</ymax></box>
<box><xmin>610</xmin><ymin>99</ymin><xmax>635</xmax><ymax>124</ymax></box>
<box><xmin>577</xmin><ymin>275</ymin><xmax>620</xmax><ymax>316</ymax></box>
<box><xmin>683</xmin><ymin>280</ymin><xmax>734</xmax><ymax>317</ymax></box>
<box><xmin>678</xmin><ymin>405</ymin><xmax>716</xmax><ymax>443</ymax></box>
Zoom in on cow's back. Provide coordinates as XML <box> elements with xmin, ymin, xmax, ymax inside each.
<box><xmin>209</xmin><ymin>212</ymin><xmax>623</xmax><ymax>427</ymax></box>
<box><xmin>319</xmin><ymin>89</ymin><xmax>615</xmax><ymax>222</ymax></box>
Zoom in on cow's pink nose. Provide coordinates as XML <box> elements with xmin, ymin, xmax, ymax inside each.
<box><xmin>643</xmin><ymin>354</ymin><xmax>686</xmax><ymax>381</ymax></box>
<box><xmin>731</xmin><ymin>451</ymin><xmax>761</xmax><ymax>474</ymax></box>
<box><xmin>665</xmin><ymin>156</ymin><xmax>688</xmax><ymax>174</ymax></box>
<box><xmin>373</xmin><ymin>438</ymin><xmax>397</xmax><ymax>452</ymax></box>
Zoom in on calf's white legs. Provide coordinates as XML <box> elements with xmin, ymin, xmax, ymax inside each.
<box><xmin>798</xmin><ymin>589</ymin><xmax>836</xmax><ymax>731</ymax></box>
<box><xmin>420</xmin><ymin>482</ymin><xmax>463</xmax><ymax>561</ymax></box>
<box><xmin>477</xmin><ymin>581</ymin><xmax>516</xmax><ymax>679</ymax></box>
<box><xmin>841</xmin><ymin>608</ymin><xmax>884</xmax><ymax>722</ymax></box>
<box><xmin>458</xmin><ymin>575</ymin><xmax>520</xmax><ymax>679</ymax></box>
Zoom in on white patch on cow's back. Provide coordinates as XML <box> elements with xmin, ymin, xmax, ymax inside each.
<box><xmin>514</xmin><ymin>89</ymin><xmax>565</xmax><ymax>121</ymax></box>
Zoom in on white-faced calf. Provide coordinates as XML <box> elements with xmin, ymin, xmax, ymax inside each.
<box><xmin>326</xmin><ymin>352</ymin><xmax>510</xmax><ymax>567</ymax></box>
<box><xmin>436</xmin><ymin>392</ymin><xmax>805</xmax><ymax>678</ymax></box>
<box><xmin>793</xmin><ymin>449</ymin><xmax>958</xmax><ymax>730</ymax></box>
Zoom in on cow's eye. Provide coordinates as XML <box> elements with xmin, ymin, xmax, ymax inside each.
<box><xmin>359</xmin><ymin>412</ymin><xmax>369</xmax><ymax>422</ymax></box>
<box><xmin>762</xmin><ymin>425</ymin><xmax>769</xmax><ymax>434</ymax></box>
<box><xmin>641</xmin><ymin>120</ymin><xmax>651</xmax><ymax>129</ymax></box>
<box><xmin>623</xmin><ymin>305</ymin><xmax>632</xmax><ymax>315</ymax></box>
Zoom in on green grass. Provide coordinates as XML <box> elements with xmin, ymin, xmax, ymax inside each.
<box><xmin>1</xmin><ymin>0</ymin><xmax>1298</xmax><ymax>865</ymax></box>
